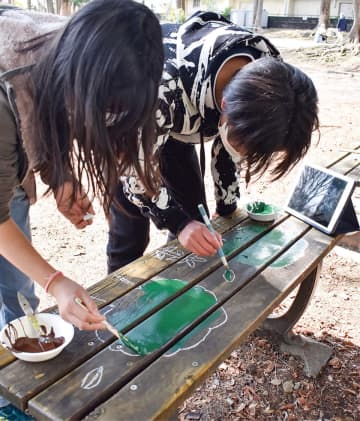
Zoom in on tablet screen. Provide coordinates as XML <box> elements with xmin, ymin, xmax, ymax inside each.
<box><xmin>285</xmin><ymin>164</ymin><xmax>355</xmax><ymax>234</ymax></box>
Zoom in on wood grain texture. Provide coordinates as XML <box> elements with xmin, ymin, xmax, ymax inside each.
<box><xmin>28</xmin><ymin>218</ymin><xmax>310</xmax><ymax>420</ymax></box>
<box><xmin>1</xmin><ymin>147</ymin><xmax>356</xmax><ymax>418</ymax></box>
<box><xmin>0</xmin><ymin>345</ymin><xmax>14</xmax><ymax>368</ymax></box>
<box><xmin>83</xmin><ymin>229</ymin><xmax>336</xmax><ymax>421</ymax></box>
<box><xmin>0</xmin><ymin>210</ymin><xmax>247</xmax><ymax>409</ymax></box>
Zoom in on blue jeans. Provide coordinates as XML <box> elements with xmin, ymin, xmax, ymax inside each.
<box><xmin>0</xmin><ymin>187</ymin><xmax>39</xmax><ymax>409</ymax></box>
<box><xmin>0</xmin><ymin>187</ymin><xmax>39</xmax><ymax>329</ymax></box>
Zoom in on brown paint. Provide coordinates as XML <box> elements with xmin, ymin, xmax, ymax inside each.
<box><xmin>5</xmin><ymin>323</ymin><xmax>64</xmax><ymax>353</ymax></box>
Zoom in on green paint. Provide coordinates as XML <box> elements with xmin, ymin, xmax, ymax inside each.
<box><xmin>223</xmin><ymin>269</ymin><xmax>235</xmax><ymax>282</ymax></box>
<box><xmin>246</xmin><ymin>202</ymin><xmax>277</xmax><ymax>214</ymax></box>
<box><xmin>270</xmin><ymin>238</ymin><xmax>308</xmax><ymax>267</ymax></box>
<box><xmin>222</xmin><ymin>224</ymin><xmax>267</xmax><ymax>256</ymax></box>
<box><xmin>117</xmin><ymin>333</ymin><xmax>144</xmax><ymax>356</ymax></box>
<box><xmin>108</xmin><ymin>279</ymin><xmax>222</xmax><ymax>355</ymax></box>
<box><xmin>234</xmin><ymin>229</ymin><xmax>308</xmax><ymax>268</ymax></box>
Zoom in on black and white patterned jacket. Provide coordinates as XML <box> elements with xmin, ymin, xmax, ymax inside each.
<box><xmin>122</xmin><ymin>11</ymin><xmax>280</xmax><ymax>234</ymax></box>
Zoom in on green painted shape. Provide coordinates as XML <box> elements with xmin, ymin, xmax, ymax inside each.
<box><xmin>222</xmin><ymin>223</ymin><xmax>268</xmax><ymax>256</ymax></box>
<box><xmin>271</xmin><ymin>238</ymin><xmax>308</xmax><ymax>267</ymax></box>
<box><xmin>108</xmin><ymin>279</ymin><xmax>222</xmax><ymax>355</ymax></box>
<box><xmin>234</xmin><ymin>229</ymin><xmax>308</xmax><ymax>268</ymax></box>
<box><xmin>223</xmin><ymin>269</ymin><xmax>235</xmax><ymax>282</ymax></box>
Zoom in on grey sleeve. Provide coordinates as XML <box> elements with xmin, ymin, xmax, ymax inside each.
<box><xmin>0</xmin><ymin>91</ymin><xmax>19</xmax><ymax>224</ymax></box>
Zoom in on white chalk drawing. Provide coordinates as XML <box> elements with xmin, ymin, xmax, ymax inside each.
<box><xmin>211</xmin><ymin>221</ymin><xmax>222</xmax><ymax>231</ymax></box>
<box><xmin>95</xmin><ymin>304</ymin><xmax>116</xmax><ymax>344</ymax></box>
<box><xmin>81</xmin><ymin>366</ymin><xmax>104</xmax><ymax>390</ymax></box>
<box><xmin>178</xmin><ymin>254</ymin><xmax>207</xmax><ymax>268</ymax></box>
<box><xmin>95</xmin><ymin>285</ymin><xmax>228</xmax><ymax>358</ymax></box>
<box><xmin>165</xmin><ymin>286</ymin><xmax>227</xmax><ymax>358</ymax></box>
<box><xmin>111</xmin><ymin>273</ymin><xmax>134</xmax><ymax>286</ymax></box>
<box><xmin>151</xmin><ymin>245</ymin><xmax>185</xmax><ymax>261</ymax></box>
<box><xmin>93</xmin><ymin>296</ymin><xmax>106</xmax><ymax>305</ymax></box>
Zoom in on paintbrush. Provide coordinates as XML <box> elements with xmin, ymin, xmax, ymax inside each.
<box><xmin>197</xmin><ymin>204</ymin><xmax>230</xmax><ymax>269</ymax></box>
<box><xmin>74</xmin><ymin>297</ymin><xmax>142</xmax><ymax>354</ymax></box>
<box><xmin>83</xmin><ymin>212</ymin><xmax>94</xmax><ymax>221</ymax></box>
<box><xmin>17</xmin><ymin>292</ymin><xmax>41</xmax><ymax>335</ymax></box>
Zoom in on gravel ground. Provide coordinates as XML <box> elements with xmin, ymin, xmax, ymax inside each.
<box><xmin>29</xmin><ymin>30</ymin><xmax>360</xmax><ymax>420</ymax></box>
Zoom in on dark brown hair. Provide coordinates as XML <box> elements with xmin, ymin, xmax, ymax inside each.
<box><xmin>28</xmin><ymin>0</ymin><xmax>164</xmax><ymax>214</ymax></box>
<box><xmin>223</xmin><ymin>57</ymin><xmax>319</xmax><ymax>182</ymax></box>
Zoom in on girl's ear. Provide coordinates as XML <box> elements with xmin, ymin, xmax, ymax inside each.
<box><xmin>221</xmin><ymin>98</ymin><xmax>226</xmax><ymax>111</ymax></box>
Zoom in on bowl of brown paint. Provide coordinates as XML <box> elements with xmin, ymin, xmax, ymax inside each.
<box><xmin>0</xmin><ymin>313</ymin><xmax>74</xmax><ymax>362</ymax></box>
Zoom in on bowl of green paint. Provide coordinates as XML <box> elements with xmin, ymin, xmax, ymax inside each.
<box><xmin>246</xmin><ymin>201</ymin><xmax>277</xmax><ymax>222</ymax></box>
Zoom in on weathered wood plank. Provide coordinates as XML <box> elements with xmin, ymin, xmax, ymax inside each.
<box><xmin>86</xmin><ymin>209</ymin><xmax>248</xmax><ymax>305</ymax></box>
<box><xmin>28</xmin><ymin>218</ymin><xmax>309</xmax><ymax>420</ymax></box>
<box><xmin>0</xmin><ymin>210</ymin><xmax>247</xmax><ymax>409</ymax></box>
<box><xmin>346</xmin><ymin>164</ymin><xmax>360</xmax><ymax>185</ymax></box>
<box><xmin>83</xmin><ymin>228</ymin><xmax>336</xmax><ymax>421</ymax></box>
<box><xmin>0</xmin><ymin>345</ymin><xmax>14</xmax><ymax>368</ymax></box>
<box><xmin>320</xmin><ymin>144</ymin><xmax>360</xmax><ymax>170</ymax></box>
<box><xmin>329</xmin><ymin>154</ymin><xmax>359</xmax><ymax>177</ymax></box>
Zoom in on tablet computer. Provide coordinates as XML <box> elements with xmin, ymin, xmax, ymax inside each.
<box><xmin>285</xmin><ymin>163</ymin><xmax>355</xmax><ymax>234</ymax></box>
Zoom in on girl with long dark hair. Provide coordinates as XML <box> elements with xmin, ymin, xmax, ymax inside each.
<box><xmin>0</xmin><ymin>0</ymin><xmax>163</xmax><ymax>332</ymax></box>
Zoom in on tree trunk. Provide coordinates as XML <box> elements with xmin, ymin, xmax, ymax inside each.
<box><xmin>47</xmin><ymin>0</ymin><xmax>55</xmax><ymax>13</ymax></box>
<box><xmin>349</xmin><ymin>0</ymin><xmax>360</xmax><ymax>43</ymax></box>
<box><xmin>254</xmin><ymin>0</ymin><xmax>263</xmax><ymax>29</ymax></box>
<box><xmin>27</xmin><ymin>0</ymin><xmax>32</xmax><ymax>10</ymax></box>
<box><xmin>253</xmin><ymin>0</ymin><xmax>259</xmax><ymax>26</ymax></box>
<box><xmin>319</xmin><ymin>0</ymin><xmax>331</xmax><ymax>29</ymax></box>
<box><xmin>176</xmin><ymin>0</ymin><xmax>185</xmax><ymax>12</ymax></box>
<box><xmin>56</xmin><ymin>0</ymin><xmax>62</xmax><ymax>14</ymax></box>
<box><xmin>60</xmin><ymin>0</ymin><xmax>72</xmax><ymax>15</ymax></box>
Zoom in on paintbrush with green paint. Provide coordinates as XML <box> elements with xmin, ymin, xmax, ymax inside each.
<box><xmin>74</xmin><ymin>297</ymin><xmax>143</xmax><ymax>355</ymax></box>
<box><xmin>198</xmin><ymin>204</ymin><xmax>235</xmax><ymax>282</ymax></box>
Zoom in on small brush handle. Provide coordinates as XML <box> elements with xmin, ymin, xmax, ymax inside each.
<box><xmin>198</xmin><ymin>204</ymin><xmax>229</xmax><ymax>267</ymax></box>
<box><xmin>74</xmin><ymin>297</ymin><xmax>120</xmax><ymax>339</ymax></box>
<box><xmin>103</xmin><ymin>320</ymin><xmax>120</xmax><ymax>339</ymax></box>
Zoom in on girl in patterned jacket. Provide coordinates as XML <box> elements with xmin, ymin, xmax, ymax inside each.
<box><xmin>107</xmin><ymin>11</ymin><xmax>319</xmax><ymax>272</ymax></box>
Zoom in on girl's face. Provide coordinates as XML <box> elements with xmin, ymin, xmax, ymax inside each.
<box><xmin>218</xmin><ymin>118</ymin><xmax>247</xmax><ymax>163</ymax></box>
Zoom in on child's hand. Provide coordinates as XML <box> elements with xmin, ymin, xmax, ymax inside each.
<box><xmin>178</xmin><ymin>220</ymin><xmax>223</xmax><ymax>256</ymax></box>
<box><xmin>55</xmin><ymin>181</ymin><xmax>95</xmax><ymax>229</ymax></box>
<box><xmin>48</xmin><ymin>275</ymin><xmax>105</xmax><ymax>330</ymax></box>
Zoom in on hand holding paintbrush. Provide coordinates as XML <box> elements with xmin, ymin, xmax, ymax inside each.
<box><xmin>198</xmin><ymin>204</ymin><xmax>235</xmax><ymax>282</ymax></box>
<box><xmin>74</xmin><ymin>297</ymin><xmax>143</xmax><ymax>355</ymax></box>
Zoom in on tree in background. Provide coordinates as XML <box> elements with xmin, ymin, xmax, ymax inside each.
<box><xmin>319</xmin><ymin>0</ymin><xmax>331</xmax><ymax>29</ymax></box>
<box><xmin>253</xmin><ymin>0</ymin><xmax>263</xmax><ymax>30</ymax></box>
<box><xmin>349</xmin><ymin>0</ymin><xmax>360</xmax><ymax>42</ymax></box>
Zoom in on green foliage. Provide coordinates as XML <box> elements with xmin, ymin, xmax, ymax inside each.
<box><xmin>222</xmin><ymin>6</ymin><xmax>232</xmax><ymax>20</ymax></box>
<box><xmin>72</xmin><ymin>0</ymin><xmax>89</xmax><ymax>7</ymax></box>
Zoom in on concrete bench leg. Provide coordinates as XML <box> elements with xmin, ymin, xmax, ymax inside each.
<box><xmin>260</xmin><ymin>264</ymin><xmax>332</xmax><ymax>377</ymax></box>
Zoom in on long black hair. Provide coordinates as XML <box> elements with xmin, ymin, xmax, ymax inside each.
<box><xmin>28</xmin><ymin>0</ymin><xmax>164</xmax><ymax>213</ymax></box>
<box><xmin>223</xmin><ymin>57</ymin><xmax>319</xmax><ymax>182</ymax></box>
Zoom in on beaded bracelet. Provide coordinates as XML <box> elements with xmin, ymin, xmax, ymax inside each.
<box><xmin>44</xmin><ymin>270</ymin><xmax>64</xmax><ymax>294</ymax></box>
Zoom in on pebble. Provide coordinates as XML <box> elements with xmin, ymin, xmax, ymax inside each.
<box><xmin>283</xmin><ymin>380</ymin><xmax>294</xmax><ymax>393</ymax></box>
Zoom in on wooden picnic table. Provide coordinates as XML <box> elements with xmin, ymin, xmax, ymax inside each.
<box><xmin>0</xmin><ymin>148</ymin><xmax>358</xmax><ymax>421</ymax></box>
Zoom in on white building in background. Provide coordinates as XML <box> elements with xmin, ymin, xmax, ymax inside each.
<box><xmin>151</xmin><ymin>0</ymin><xmax>354</xmax><ymax>19</ymax></box>
<box><xmin>229</xmin><ymin>0</ymin><xmax>353</xmax><ymax>18</ymax></box>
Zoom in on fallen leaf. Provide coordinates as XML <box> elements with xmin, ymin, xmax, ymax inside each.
<box><xmin>328</xmin><ymin>357</ymin><xmax>342</xmax><ymax>369</ymax></box>
<box><xmin>263</xmin><ymin>360</ymin><xmax>275</xmax><ymax>373</ymax></box>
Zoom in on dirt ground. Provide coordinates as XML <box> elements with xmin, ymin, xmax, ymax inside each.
<box><xmin>30</xmin><ymin>30</ymin><xmax>360</xmax><ymax>420</ymax></box>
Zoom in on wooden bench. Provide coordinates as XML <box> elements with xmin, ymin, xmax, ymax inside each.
<box><xmin>0</xmin><ymin>147</ymin><xmax>358</xmax><ymax>421</ymax></box>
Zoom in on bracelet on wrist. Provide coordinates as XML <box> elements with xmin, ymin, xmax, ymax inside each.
<box><xmin>44</xmin><ymin>270</ymin><xmax>64</xmax><ymax>294</ymax></box>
